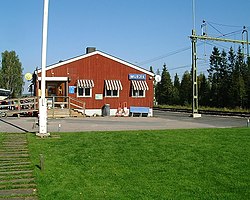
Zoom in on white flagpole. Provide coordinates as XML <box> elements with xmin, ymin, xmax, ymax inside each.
<box><xmin>38</xmin><ymin>0</ymin><xmax>50</xmax><ymax>137</ymax></box>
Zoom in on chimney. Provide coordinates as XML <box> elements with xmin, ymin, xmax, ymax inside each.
<box><xmin>86</xmin><ymin>47</ymin><xmax>96</xmax><ymax>54</ymax></box>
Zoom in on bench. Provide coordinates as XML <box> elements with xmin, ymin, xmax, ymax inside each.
<box><xmin>129</xmin><ymin>106</ymin><xmax>149</xmax><ymax>117</ymax></box>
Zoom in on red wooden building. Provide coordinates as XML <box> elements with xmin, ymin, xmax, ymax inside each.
<box><xmin>36</xmin><ymin>48</ymin><xmax>155</xmax><ymax>116</ymax></box>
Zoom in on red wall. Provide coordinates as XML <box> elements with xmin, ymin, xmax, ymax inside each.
<box><xmin>39</xmin><ymin>54</ymin><xmax>154</xmax><ymax>109</ymax></box>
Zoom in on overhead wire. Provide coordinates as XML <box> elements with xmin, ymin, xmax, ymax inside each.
<box><xmin>138</xmin><ymin>43</ymin><xmax>204</xmax><ymax>66</ymax></box>
<box><xmin>206</xmin><ymin>21</ymin><xmax>249</xmax><ymax>29</ymax></box>
<box><xmin>199</xmin><ymin>21</ymin><xmax>246</xmax><ymax>63</ymax></box>
<box><xmin>167</xmin><ymin>61</ymin><xmax>208</xmax><ymax>72</ymax></box>
<box><xmin>138</xmin><ymin>46</ymin><xmax>191</xmax><ymax>65</ymax></box>
<box><xmin>207</xmin><ymin>21</ymin><xmax>225</xmax><ymax>36</ymax></box>
<box><xmin>217</xmin><ymin>29</ymin><xmax>243</xmax><ymax>38</ymax></box>
<box><xmin>139</xmin><ymin>21</ymin><xmax>247</xmax><ymax>75</ymax></box>
<box><xmin>205</xmin><ymin>41</ymin><xmax>231</xmax><ymax>51</ymax></box>
<box><xmin>139</xmin><ymin>27</ymin><xmax>244</xmax><ymax>66</ymax></box>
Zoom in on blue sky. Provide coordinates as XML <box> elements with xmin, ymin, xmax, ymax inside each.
<box><xmin>0</xmin><ymin>0</ymin><xmax>250</xmax><ymax>92</ymax></box>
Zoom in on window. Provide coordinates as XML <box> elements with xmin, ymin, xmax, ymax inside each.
<box><xmin>131</xmin><ymin>80</ymin><xmax>148</xmax><ymax>98</ymax></box>
<box><xmin>132</xmin><ymin>89</ymin><xmax>145</xmax><ymax>97</ymax></box>
<box><xmin>77</xmin><ymin>87</ymin><xmax>92</xmax><ymax>97</ymax></box>
<box><xmin>105</xmin><ymin>80</ymin><xmax>122</xmax><ymax>98</ymax></box>
<box><xmin>77</xmin><ymin>80</ymin><xmax>94</xmax><ymax>97</ymax></box>
<box><xmin>105</xmin><ymin>89</ymin><xmax>119</xmax><ymax>97</ymax></box>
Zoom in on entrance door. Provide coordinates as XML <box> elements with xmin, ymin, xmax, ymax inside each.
<box><xmin>47</xmin><ymin>84</ymin><xmax>57</xmax><ymax>97</ymax></box>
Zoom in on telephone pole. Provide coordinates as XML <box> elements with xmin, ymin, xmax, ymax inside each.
<box><xmin>190</xmin><ymin>26</ymin><xmax>250</xmax><ymax>118</ymax></box>
<box><xmin>191</xmin><ymin>29</ymin><xmax>200</xmax><ymax>118</ymax></box>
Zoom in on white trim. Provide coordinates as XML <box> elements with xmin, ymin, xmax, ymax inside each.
<box><xmin>105</xmin><ymin>89</ymin><xmax>120</xmax><ymax>98</ymax></box>
<box><xmin>38</xmin><ymin>77</ymin><xmax>68</xmax><ymax>81</ymax></box>
<box><xmin>37</xmin><ymin>51</ymin><xmax>154</xmax><ymax>77</ymax></box>
<box><xmin>82</xmin><ymin>108</ymin><xmax>153</xmax><ymax>117</ymax></box>
<box><xmin>132</xmin><ymin>89</ymin><xmax>146</xmax><ymax>98</ymax></box>
<box><xmin>77</xmin><ymin>87</ymin><xmax>92</xmax><ymax>98</ymax></box>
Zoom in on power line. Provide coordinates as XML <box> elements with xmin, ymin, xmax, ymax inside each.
<box><xmin>138</xmin><ymin>43</ymin><xmax>204</xmax><ymax>66</ymax></box>
<box><xmin>219</xmin><ymin>29</ymin><xmax>243</xmax><ymax>38</ymax></box>
<box><xmin>138</xmin><ymin>46</ymin><xmax>191</xmax><ymax>65</ymax></box>
<box><xmin>206</xmin><ymin>21</ymin><xmax>249</xmax><ymax>29</ymax></box>
<box><xmin>168</xmin><ymin>61</ymin><xmax>208</xmax><ymax>72</ymax></box>
<box><xmin>207</xmin><ymin>21</ymin><xmax>224</xmax><ymax>36</ymax></box>
<box><xmin>205</xmin><ymin>41</ymin><xmax>231</xmax><ymax>50</ymax></box>
<box><xmin>139</xmin><ymin>24</ymin><xmax>246</xmax><ymax>66</ymax></box>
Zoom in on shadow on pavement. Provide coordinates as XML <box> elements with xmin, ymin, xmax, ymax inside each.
<box><xmin>0</xmin><ymin>118</ymin><xmax>36</xmax><ymax>133</ymax></box>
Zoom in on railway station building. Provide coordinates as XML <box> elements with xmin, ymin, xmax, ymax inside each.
<box><xmin>35</xmin><ymin>48</ymin><xmax>155</xmax><ymax>117</ymax></box>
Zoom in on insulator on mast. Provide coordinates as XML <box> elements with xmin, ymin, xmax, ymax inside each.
<box><xmin>201</xmin><ymin>20</ymin><xmax>207</xmax><ymax>36</ymax></box>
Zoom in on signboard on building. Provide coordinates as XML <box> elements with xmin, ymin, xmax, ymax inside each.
<box><xmin>128</xmin><ymin>74</ymin><xmax>146</xmax><ymax>80</ymax></box>
<box><xmin>95</xmin><ymin>94</ymin><xmax>103</xmax><ymax>100</ymax></box>
<box><xmin>69</xmin><ymin>86</ymin><xmax>75</xmax><ymax>94</ymax></box>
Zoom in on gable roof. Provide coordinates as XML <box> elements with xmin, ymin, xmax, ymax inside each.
<box><xmin>37</xmin><ymin>50</ymin><xmax>154</xmax><ymax>76</ymax></box>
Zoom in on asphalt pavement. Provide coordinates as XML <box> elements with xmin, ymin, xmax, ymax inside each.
<box><xmin>0</xmin><ymin>110</ymin><xmax>248</xmax><ymax>133</ymax></box>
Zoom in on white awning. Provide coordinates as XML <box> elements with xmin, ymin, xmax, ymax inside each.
<box><xmin>77</xmin><ymin>80</ymin><xmax>94</xmax><ymax>88</ymax></box>
<box><xmin>131</xmin><ymin>80</ymin><xmax>149</xmax><ymax>90</ymax></box>
<box><xmin>105</xmin><ymin>80</ymin><xmax>123</xmax><ymax>90</ymax></box>
<box><xmin>38</xmin><ymin>77</ymin><xmax>68</xmax><ymax>81</ymax></box>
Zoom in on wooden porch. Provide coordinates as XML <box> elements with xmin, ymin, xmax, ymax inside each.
<box><xmin>0</xmin><ymin>96</ymin><xmax>86</xmax><ymax>118</ymax></box>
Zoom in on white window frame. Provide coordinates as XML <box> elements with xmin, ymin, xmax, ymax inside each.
<box><xmin>105</xmin><ymin>89</ymin><xmax>119</xmax><ymax>97</ymax></box>
<box><xmin>77</xmin><ymin>87</ymin><xmax>92</xmax><ymax>98</ymax></box>
<box><xmin>132</xmin><ymin>89</ymin><xmax>145</xmax><ymax>98</ymax></box>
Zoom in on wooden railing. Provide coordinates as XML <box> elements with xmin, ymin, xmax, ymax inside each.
<box><xmin>68</xmin><ymin>97</ymin><xmax>86</xmax><ymax>111</ymax></box>
<box><xmin>0</xmin><ymin>96</ymin><xmax>85</xmax><ymax>117</ymax></box>
<box><xmin>46</xmin><ymin>96</ymin><xmax>86</xmax><ymax>117</ymax></box>
<box><xmin>0</xmin><ymin>96</ymin><xmax>38</xmax><ymax>117</ymax></box>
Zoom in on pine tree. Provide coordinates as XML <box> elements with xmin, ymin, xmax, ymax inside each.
<box><xmin>172</xmin><ymin>73</ymin><xmax>180</xmax><ymax>105</ymax></box>
<box><xmin>180</xmin><ymin>71</ymin><xmax>192</xmax><ymax>106</ymax></box>
<box><xmin>157</xmin><ymin>63</ymin><xmax>173</xmax><ymax>105</ymax></box>
<box><xmin>149</xmin><ymin>66</ymin><xmax>154</xmax><ymax>73</ymax></box>
<box><xmin>230</xmin><ymin>47</ymin><xmax>247</xmax><ymax>108</ymax></box>
<box><xmin>218</xmin><ymin>49</ymin><xmax>231</xmax><ymax>107</ymax></box>
<box><xmin>246</xmin><ymin>56</ymin><xmax>250</xmax><ymax>107</ymax></box>
<box><xmin>198</xmin><ymin>73</ymin><xmax>210</xmax><ymax>106</ymax></box>
<box><xmin>208</xmin><ymin>47</ymin><xmax>221</xmax><ymax>107</ymax></box>
<box><xmin>227</xmin><ymin>47</ymin><xmax>235</xmax><ymax>107</ymax></box>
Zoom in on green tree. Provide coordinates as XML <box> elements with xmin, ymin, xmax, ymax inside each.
<box><xmin>149</xmin><ymin>66</ymin><xmax>154</xmax><ymax>73</ymax></box>
<box><xmin>227</xmin><ymin>47</ymin><xmax>236</xmax><ymax>107</ymax></box>
<box><xmin>230</xmin><ymin>47</ymin><xmax>247</xmax><ymax>108</ymax></box>
<box><xmin>198</xmin><ymin>73</ymin><xmax>210</xmax><ymax>106</ymax></box>
<box><xmin>246</xmin><ymin>56</ymin><xmax>250</xmax><ymax>107</ymax></box>
<box><xmin>172</xmin><ymin>73</ymin><xmax>180</xmax><ymax>105</ymax></box>
<box><xmin>208</xmin><ymin>47</ymin><xmax>221</xmax><ymax>107</ymax></box>
<box><xmin>156</xmin><ymin>63</ymin><xmax>173</xmax><ymax>105</ymax></box>
<box><xmin>0</xmin><ymin>50</ymin><xmax>24</xmax><ymax>97</ymax></box>
<box><xmin>180</xmin><ymin>71</ymin><xmax>192</xmax><ymax>106</ymax></box>
<box><xmin>218</xmin><ymin>49</ymin><xmax>231</xmax><ymax>107</ymax></box>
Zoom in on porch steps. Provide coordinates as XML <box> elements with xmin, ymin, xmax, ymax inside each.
<box><xmin>70</xmin><ymin>109</ymin><xmax>85</xmax><ymax>117</ymax></box>
<box><xmin>47</xmin><ymin>108</ymin><xmax>70</xmax><ymax>118</ymax></box>
<box><xmin>47</xmin><ymin>108</ymin><xmax>84</xmax><ymax>118</ymax></box>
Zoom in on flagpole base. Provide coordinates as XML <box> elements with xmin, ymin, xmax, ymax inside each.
<box><xmin>192</xmin><ymin>113</ymin><xmax>201</xmax><ymax>118</ymax></box>
<box><xmin>36</xmin><ymin>133</ymin><xmax>50</xmax><ymax>138</ymax></box>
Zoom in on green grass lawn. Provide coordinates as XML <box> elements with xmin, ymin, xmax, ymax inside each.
<box><xmin>26</xmin><ymin>128</ymin><xmax>250</xmax><ymax>200</ymax></box>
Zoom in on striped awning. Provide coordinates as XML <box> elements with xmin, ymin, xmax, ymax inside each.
<box><xmin>77</xmin><ymin>80</ymin><xmax>94</xmax><ymax>88</ymax></box>
<box><xmin>105</xmin><ymin>80</ymin><xmax>123</xmax><ymax>90</ymax></box>
<box><xmin>131</xmin><ymin>80</ymin><xmax>149</xmax><ymax>91</ymax></box>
